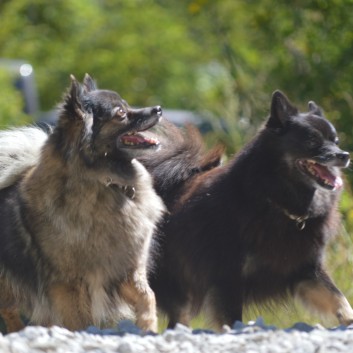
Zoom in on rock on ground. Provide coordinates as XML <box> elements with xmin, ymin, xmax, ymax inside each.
<box><xmin>2</xmin><ymin>319</ymin><xmax>353</xmax><ymax>353</ymax></box>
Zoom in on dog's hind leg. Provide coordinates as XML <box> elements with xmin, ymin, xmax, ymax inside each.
<box><xmin>165</xmin><ymin>300</ymin><xmax>193</xmax><ymax>329</ymax></box>
<box><xmin>205</xmin><ymin>285</ymin><xmax>243</xmax><ymax>330</ymax></box>
<box><xmin>294</xmin><ymin>269</ymin><xmax>353</xmax><ymax>326</ymax></box>
<box><xmin>0</xmin><ymin>308</ymin><xmax>24</xmax><ymax>333</ymax></box>
<box><xmin>0</xmin><ymin>278</ymin><xmax>25</xmax><ymax>332</ymax></box>
<box><xmin>120</xmin><ymin>270</ymin><xmax>157</xmax><ymax>332</ymax></box>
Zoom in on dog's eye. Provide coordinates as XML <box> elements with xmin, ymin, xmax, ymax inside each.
<box><xmin>334</xmin><ymin>137</ymin><xmax>339</xmax><ymax>145</ymax></box>
<box><xmin>112</xmin><ymin>107</ymin><xmax>127</xmax><ymax>120</ymax></box>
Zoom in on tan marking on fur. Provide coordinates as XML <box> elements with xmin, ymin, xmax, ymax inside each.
<box><xmin>0</xmin><ymin>308</ymin><xmax>24</xmax><ymax>333</ymax></box>
<box><xmin>120</xmin><ymin>272</ymin><xmax>157</xmax><ymax>332</ymax></box>
<box><xmin>295</xmin><ymin>280</ymin><xmax>353</xmax><ymax>325</ymax></box>
<box><xmin>48</xmin><ymin>283</ymin><xmax>91</xmax><ymax>330</ymax></box>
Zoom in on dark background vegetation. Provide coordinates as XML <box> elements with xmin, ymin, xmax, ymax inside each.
<box><xmin>1</xmin><ymin>0</ymin><xmax>353</xmax><ymax>328</ymax></box>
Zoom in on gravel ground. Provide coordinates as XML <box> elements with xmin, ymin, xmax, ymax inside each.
<box><xmin>2</xmin><ymin>319</ymin><xmax>353</xmax><ymax>353</ymax></box>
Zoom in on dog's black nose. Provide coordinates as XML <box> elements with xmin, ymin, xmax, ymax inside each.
<box><xmin>151</xmin><ymin>106</ymin><xmax>162</xmax><ymax>117</ymax></box>
<box><xmin>336</xmin><ymin>151</ymin><xmax>350</xmax><ymax>164</ymax></box>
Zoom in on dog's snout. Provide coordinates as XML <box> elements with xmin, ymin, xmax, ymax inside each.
<box><xmin>151</xmin><ymin>106</ymin><xmax>162</xmax><ymax>117</ymax></box>
<box><xmin>336</xmin><ymin>151</ymin><xmax>350</xmax><ymax>164</ymax></box>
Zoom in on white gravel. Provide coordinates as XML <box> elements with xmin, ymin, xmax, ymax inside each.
<box><xmin>2</xmin><ymin>320</ymin><xmax>353</xmax><ymax>353</ymax></box>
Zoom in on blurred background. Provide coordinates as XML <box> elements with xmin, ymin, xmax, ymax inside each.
<box><xmin>1</xmin><ymin>0</ymin><xmax>353</xmax><ymax>329</ymax></box>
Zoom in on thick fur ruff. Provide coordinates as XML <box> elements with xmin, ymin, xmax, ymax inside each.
<box><xmin>0</xmin><ymin>75</ymin><xmax>165</xmax><ymax>332</ymax></box>
<box><xmin>143</xmin><ymin>91</ymin><xmax>353</xmax><ymax>329</ymax></box>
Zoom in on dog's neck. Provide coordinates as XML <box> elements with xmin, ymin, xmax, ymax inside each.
<box><xmin>280</xmin><ymin>207</ymin><xmax>309</xmax><ymax>231</ymax></box>
<box><xmin>267</xmin><ymin>199</ymin><xmax>310</xmax><ymax>230</ymax></box>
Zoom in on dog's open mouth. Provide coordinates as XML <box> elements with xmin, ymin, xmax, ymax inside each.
<box><xmin>120</xmin><ymin>132</ymin><xmax>159</xmax><ymax>148</ymax></box>
<box><xmin>297</xmin><ymin>159</ymin><xmax>342</xmax><ymax>190</ymax></box>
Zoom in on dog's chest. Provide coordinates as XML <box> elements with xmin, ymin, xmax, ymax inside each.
<box><xmin>241</xmin><ymin>215</ymin><xmax>330</xmax><ymax>279</ymax></box>
<box><xmin>41</xmin><ymin>185</ymin><xmax>162</xmax><ymax>279</ymax></box>
<box><xmin>242</xmin><ymin>187</ymin><xmax>338</xmax><ymax>273</ymax></box>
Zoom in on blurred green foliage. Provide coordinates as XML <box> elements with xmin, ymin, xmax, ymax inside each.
<box><xmin>1</xmin><ymin>0</ymin><xmax>353</xmax><ymax>149</ymax></box>
<box><xmin>0</xmin><ymin>69</ymin><xmax>30</xmax><ymax>126</ymax></box>
<box><xmin>1</xmin><ymin>0</ymin><xmax>353</xmax><ymax>329</ymax></box>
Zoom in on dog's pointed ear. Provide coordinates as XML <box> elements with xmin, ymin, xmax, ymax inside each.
<box><xmin>308</xmin><ymin>100</ymin><xmax>323</xmax><ymax>117</ymax></box>
<box><xmin>69</xmin><ymin>74</ymin><xmax>81</xmax><ymax>100</ymax></box>
<box><xmin>64</xmin><ymin>74</ymin><xmax>86</xmax><ymax>120</ymax></box>
<box><xmin>83</xmin><ymin>73</ymin><xmax>97</xmax><ymax>92</ymax></box>
<box><xmin>266</xmin><ymin>90</ymin><xmax>298</xmax><ymax>129</ymax></box>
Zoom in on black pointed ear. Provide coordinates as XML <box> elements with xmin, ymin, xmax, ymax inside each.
<box><xmin>308</xmin><ymin>100</ymin><xmax>323</xmax><ymax>116</ymax></box>
<box><xmin>266</xmin><ymin>90</ymin><xmax>298</xmax><ymax>129</ymax></box>
<box><xmin>83</xmin><ymin>73</ymin><xmax>97</xmax><ymax>92</ymax></box>
<box><xmin>65</xmin><ymin>74</ymin><xmax>86</xmax><ymax>120</ymax></box>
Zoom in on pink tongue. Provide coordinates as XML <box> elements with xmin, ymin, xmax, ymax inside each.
<box><xmin>313</xmin><ymin>164</ymin><xmax>342</xmax><ymax>189</ymax></box>
<box><xmin>121</xmin><ymin>135</ymin><xmax>146</xmax><ymax>144</ymax></box>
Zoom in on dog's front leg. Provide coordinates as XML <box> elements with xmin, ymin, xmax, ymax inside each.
<box><xmin>120</xmin><ymin>270</ymin><xmax>157</xmax><ymax>332</ymax></box>
<box><xmin>48</xmin><ymin>283</ymin><xmax>91</xmax><ymax>330</ymax></box>
<box><xmin>294</xmin><ymin>269</ymin><xmax>353</xmax><ymax>325</ymax></box>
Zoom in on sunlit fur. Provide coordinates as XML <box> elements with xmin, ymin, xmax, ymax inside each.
<box><xmin>0</xmin><ymin>75</ymin><xmax>165</xmax><ymax>332</ymax></box>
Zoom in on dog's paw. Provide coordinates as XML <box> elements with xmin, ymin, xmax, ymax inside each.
<box><xmin>337</xmin><ymin>306</ymin><xmax>353</xmax><ymax>326</ymax></box>
<box><xmin>136</xmin><ymin>314</ymin><xmax>158</xmax><ymax>333</ymax></box>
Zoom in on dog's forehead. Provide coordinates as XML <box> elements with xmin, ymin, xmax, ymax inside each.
<box><xmin>88</xmin><ymin>90</ymin><xmax>127</xmax><ymax>108</ymax></box>
<box><xmin>90</xmin><ymin>90</ymin><xmax>123</xmax><ymax>102</ymax></box>
<box><xmin>300</xmin><ymin>113</ymin><xmax>337</xmax><ymax>138</ymax></box>
<box><xmin>84</xmin><ymin>90</ymin><xmax>130</xmax><ymax>119</ymax></box>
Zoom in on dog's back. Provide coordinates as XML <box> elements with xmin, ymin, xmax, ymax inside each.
<box><xmin>140</xmin><ymin>119</ymin><xmax>223</xmax><ymax>209</ymax></box>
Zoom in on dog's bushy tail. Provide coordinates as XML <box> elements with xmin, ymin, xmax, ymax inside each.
<box><xmin>140</xmin><ymin>120</ymin><xmax>224</xmax><ymax>206</ymax></box>
<box><xmin>0</xmin><ymin>126</ymin><xmax>49</xmax><ymax>189</ymax></box>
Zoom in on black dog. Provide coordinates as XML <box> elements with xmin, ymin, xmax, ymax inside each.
<box><xmin>143</xmin><ymin>91</ymin><xmax>353</xmax><ymax>329</ymax></box>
